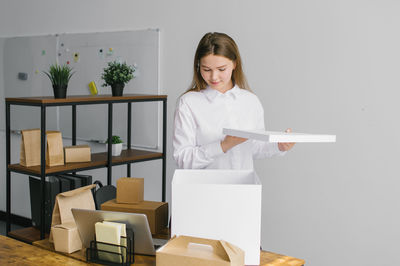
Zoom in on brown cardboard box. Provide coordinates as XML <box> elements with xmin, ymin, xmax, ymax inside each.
<box><xmin>64</xmin><ymin>145</ymin><xmax>91</xmax><ymax>163</ymax></box>
<box><xmin>101</xmin><ymin>199</ymin><xmax>168</xmax><ymax>235</ymax></box>
<box><xmin>156</xmin><ymin>235</ymin><xmax>245</xmax><ymax>266</ymax></box>
<box><xmin>116</xmin><ymin>177</ymin><xmax>144</xmax><ymax>204</ymax></box>
<box><xmin>51</xmin><ymin>221</ymin><xmax>82</xmax><ymax>253</ymax></box>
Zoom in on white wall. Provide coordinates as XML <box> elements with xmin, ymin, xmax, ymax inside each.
<box><xmin>1</xmin><ymin>1</ymin><xmax>399</xmax><ymax>265</ymax></box>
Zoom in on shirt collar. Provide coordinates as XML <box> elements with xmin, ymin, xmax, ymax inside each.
<box><xmin>202</xmin><ymin>85</ymin><xmax>241</xmax><ymax>102</ymax></box>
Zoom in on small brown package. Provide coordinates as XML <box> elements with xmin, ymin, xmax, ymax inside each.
<box><xmin>156</xmin><ymin>235</ymin><xmax>245</xmax><ymax>266</ymax></box>
<box><xmin>49</xmin><ymin>184</ymin><xmax>96</xmax><ymax>244</ymax></box>
<box><xmin>64</xmin><ymin>145</ymin><xmax>91</xmax><ymax>163</ymax></box>
<box><xmin>116</xmin><ymin>177</ymin><xmax>144</xmax><ymax>204</ymax></box>
<box><xmin>20</xmin><ymin>128</ymin><xmax>41</xmax><ymax>167</ymax></box>
<box><xmin>101</xmin><ymin>199</ymin><xmax>168</xmax><ymax>235</ymax></box>
<box><xmin>51</xmin><ymin>221</ymin><xmax>82</xmax><ymax>253</ymax></box>
<box><xmin>46</xmin><ymin>131</ymin><xmax>64</xmax><ymax>167</ymax></box>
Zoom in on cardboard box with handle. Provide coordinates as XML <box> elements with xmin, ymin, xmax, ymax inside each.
<box><xmin>156</xmin><ymin>235</ymin><xmax>244</xmax><ymax>266</ymax></box>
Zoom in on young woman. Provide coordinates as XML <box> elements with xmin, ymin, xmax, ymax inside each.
<box><xmin>173</xmin><ymin>32</ymin><xmax>294</xmax><ymax>169</ymax></box>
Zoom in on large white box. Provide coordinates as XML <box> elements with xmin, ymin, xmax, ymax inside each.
<box><xmin>172</xmin><ymin>169</ymin><xmax>262</xmax><ymax>265</ymax></box>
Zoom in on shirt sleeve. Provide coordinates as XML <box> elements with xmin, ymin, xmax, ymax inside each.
<box><xmin>251</xmin><ymin>97</ymin><xmax>286</xmax><ymax>159</ymax></box>
<box><xmin>173</xmin><ymin>98</ymin><xmax>224</xmax><ymax>169</ymax></box>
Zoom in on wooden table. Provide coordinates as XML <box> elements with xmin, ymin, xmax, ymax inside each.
<box><xmin>34</xmin><ymin>238</ymin><xmax>154</xmax><ymax>266</ymax></box>
<box><xmin>0</xmin><ymin>235</ymin><xmax>88</xmax><ymax>265</ymax></box>
<box><xmin>33</xmin><ymin>238</ymin><xmax>305</xmax><ymax>266</ymax></box>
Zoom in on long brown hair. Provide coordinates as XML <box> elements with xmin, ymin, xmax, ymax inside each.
<box><xmin>186</xmin><ymin>32</ymin><xmax>251</xmax><ymax>93</ymax></box>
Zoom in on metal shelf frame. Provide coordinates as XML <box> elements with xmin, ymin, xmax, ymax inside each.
<box><xmin>5</xmin><ymin>94</ymin><xmax>167</xmax><ymax>240</ymax></box>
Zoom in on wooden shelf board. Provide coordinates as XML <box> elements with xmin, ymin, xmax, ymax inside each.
<box><xmin>6</xmin><ymin>94</ymin><xmax>167</xmax><ymax>104</ymax></box>
<box><xmin>8</xmin><ymin>227</ymin><xmax>47</xmax><ymax>244</ymax></box>
<box><xmin>8</xmin><ymin>149</ymin><xmax>163</xmax><ymax>175</ymax></box>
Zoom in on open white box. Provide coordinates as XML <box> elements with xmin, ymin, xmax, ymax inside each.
<box><xmin>172</xmin><ymin>169</ymin><xmax>262</xmax><ymax>265</ymax></box>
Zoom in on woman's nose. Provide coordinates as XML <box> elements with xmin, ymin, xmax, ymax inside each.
<box><xmin>211</xmin><ymin>70</ymin><xmax>218</xmax><ymax>80</ymax></box>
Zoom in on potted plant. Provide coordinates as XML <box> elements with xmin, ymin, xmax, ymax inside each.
<box><xmin>106</xmin><ymin>135</ymin><xmax>123</xmax><ymax>156</ymax></box>
<box><xmin>101</xmin><ymin>61</ymin><xmax>135</xmax><ymax>96</ymax></box>
<box><xmin>43</xmin><ymin>64</ymin><xmax>74</xmax><ymax>99</ymax></box>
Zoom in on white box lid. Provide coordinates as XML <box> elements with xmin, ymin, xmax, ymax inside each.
<box><xmin>223</xmin><ymin>128</ymin><xmax>336</xmax><ymax>143</ymax></box>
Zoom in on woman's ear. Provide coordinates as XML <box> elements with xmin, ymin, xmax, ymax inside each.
<box><xmin>233</xmin><ymin>60</ymin><xmax>237</xmax><ymax>70</ymax></box>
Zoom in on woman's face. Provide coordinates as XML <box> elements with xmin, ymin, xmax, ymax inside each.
<box><xmin>199</xmin><ymin>54</ymin><xmax>235</xmax><ymax>93</ymax></box>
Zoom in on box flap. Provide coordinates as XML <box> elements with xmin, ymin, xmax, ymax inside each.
<box><xmin>159</xmin><ymin>235</ymin><xmax>230</xmax><ymax>262</ymax></box>
<box><xmin>220</xmin><ymin>240</ymin><xmax>245</xmax><ymax>266</ymax></box>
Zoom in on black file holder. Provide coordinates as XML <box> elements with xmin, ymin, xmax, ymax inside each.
<box><xmin>86</xmin><ymin>228</ymin><xmax>135</xmax><ymax>266</ymax></box>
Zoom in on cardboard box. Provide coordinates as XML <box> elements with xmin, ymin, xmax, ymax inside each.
<box><xmin>64</xmin><ymin>145</ymin><xmax>91</xmax><ymax>163</ymax></box>
<box><xmin>156</xmin><ymin>235</ymin><xmax>244</xmax><ymax>266</ymax></box>
<box><xmin>101</xmin><ymin>199</ymin><xmax>168</xmax><ymax>235</ymax></box>
<box><xmin>171</xmin><ymin>169</ymin><xmax>261</xmax><ymax>265</ymax></box>
<box><xmin>51</xmin><ymin>221</ymin><xmax>82</xmax><ymax>253</ymax></box>
<box><xmin>116</xmin><ymin>177</ymin><xmax>144</xmax><ymax>204</ymax></box>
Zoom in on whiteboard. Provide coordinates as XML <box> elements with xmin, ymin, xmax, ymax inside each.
<box><xmin>3</xmin><ymin>34</ymin><xmax>59</xmax><ymax>131</ymax></box>
<box><xmin>2</xmin><ymin>29</ymin><xmax>161</xmax><ymax>149</ymax></box>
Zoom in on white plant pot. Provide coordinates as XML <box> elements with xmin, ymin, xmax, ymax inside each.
<box><xmin>106</xmin><ymin>143</ymin><xmax>123</xmax><ymax>156</ymax></box>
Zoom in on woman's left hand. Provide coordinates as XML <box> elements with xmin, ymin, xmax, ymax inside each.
<box><xmin>278</xmin><ymin>128</ymin><xmax>295</xmax><ymax>151</ymax></box>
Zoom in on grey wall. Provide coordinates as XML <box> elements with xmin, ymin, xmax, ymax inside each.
<box><xmin>1</xmin><ymin>1</ymin><xmax>399</xmax><ymax>265</ymax></box>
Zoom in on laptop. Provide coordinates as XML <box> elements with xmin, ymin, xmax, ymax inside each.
<box><xmin>72</xmin><ymin>208</ymin><xmax>157</xmax><ymax>255</ymax></box>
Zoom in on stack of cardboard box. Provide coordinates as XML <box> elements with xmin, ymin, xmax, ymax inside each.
<box><xmin>101</xmin><ymin>177</ymin><xmax>168</xmax><ymax>235</ymax></box>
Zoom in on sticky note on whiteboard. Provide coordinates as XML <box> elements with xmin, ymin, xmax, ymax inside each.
<box><xmin>222</xmin><ymin>128</ymin><xmax>336</xmax><ymax>143</ymax></box>
<box><xmin>88</xmin><ymin>81</ymin><xmax>98</xmax><ymax>95</ymax></box>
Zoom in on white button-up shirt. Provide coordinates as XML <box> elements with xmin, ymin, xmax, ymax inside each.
<box><xmin>173</xmin><ymin>85</ymin><xmax>284</xmax><ymax>169</ymax></box>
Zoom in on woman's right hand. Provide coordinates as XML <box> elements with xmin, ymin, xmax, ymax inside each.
<box><xmin>220</xmin><ymin>135</ymin><xmax>248</xmax><ymax>153</ymax></box>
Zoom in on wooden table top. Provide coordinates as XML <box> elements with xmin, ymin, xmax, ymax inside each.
<box><xmin>33</xmin><ymin>238</ymin><xmax>155</xmax><ymax>266</ymax></box>
<box><xmin>0</xmin><ymin>235</ymin><xmax>88</xmax><ymax>265</ymax></box>
<box><xmin>33</xmin><ymin>238</ymin><xmax>305</xmax><ymax>266</ymax></box>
